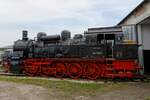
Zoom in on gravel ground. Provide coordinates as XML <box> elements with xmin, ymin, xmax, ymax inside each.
<box><xmin>0</xmin><ymin>81</ymin><xmax>149</xmax><ymax>100</ymax></box>
<box><xmin>92</xmin><ymin>83</ymin><xmax>150</xmax><ymax>100</ymax></box>
<box><xmin>0</xmin><ymin>81</ymin><xmax>54</xmax><ymax>100</ymax></box>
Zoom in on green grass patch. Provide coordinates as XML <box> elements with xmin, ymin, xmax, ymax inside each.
<box><xmin>0</xmin><ymin>76</ymin><xmax>126</xmax><ymax>96</ymax></box>
<box><xmin>146</xmin><ymin>97</ymin><xmax>150</xmax><ymax>100</ymax></box>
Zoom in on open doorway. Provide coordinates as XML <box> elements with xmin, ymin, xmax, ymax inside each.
<box><xmin>143</xmin><ymin>50</ymin><xmax>150</xmax><ymax>74</ymax></box>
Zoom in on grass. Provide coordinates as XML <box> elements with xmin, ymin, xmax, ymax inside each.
<box><xmin>0</xmin><ymin>76</ymin><xmax>126</xmax><ymax>96</ymax></box>
<box><xmin>146</xmin><ymin>97</ymin><xmax>150</xmax><ymax>100</ymax></box>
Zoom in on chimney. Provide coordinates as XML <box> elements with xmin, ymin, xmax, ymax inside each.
<box><xmin>22</xmin><ymin>30</ymin><xmax>28</xmax><ymax>41</ymax></box>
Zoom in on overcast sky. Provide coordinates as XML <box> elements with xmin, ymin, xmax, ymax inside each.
<box><xmin>0</xmin><ymin>0</ymin><xmax>143</xmax><ymax>47</ymax></box>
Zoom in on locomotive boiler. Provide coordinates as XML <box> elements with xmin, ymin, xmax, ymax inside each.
<box><xmin>3</xmin><ymin>30</ymin><xmax>143</xmax><ymax>80</ymax></box>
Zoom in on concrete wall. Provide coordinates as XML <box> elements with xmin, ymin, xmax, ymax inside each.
<box><xmin>120</xmin><ymin>1</ymin><xmax>150</xmax><ymax>25</ymax></box>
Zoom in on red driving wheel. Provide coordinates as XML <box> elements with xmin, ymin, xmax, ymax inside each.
<box><xmin>86</xmin><ymin>63</ymin><xmax>99</xmax><ymax>80</ymax></box>
<box><xmin>68</xmin><ymin>63</ymin><xmax>82</xmax><ymax>79</ymax></box>
<box><xmin>53</xmin><ymin>63</ymin><xmax>66</xmax><ymax>78</ymax></box>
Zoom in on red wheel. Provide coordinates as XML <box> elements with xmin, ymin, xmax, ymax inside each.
<box><xmin>40</xmin><ymin>65</ymin><xmax>50</xmax><ymax>77</ymax></box>
<box><xmin>85</xmin><ymin>63</ymin><xmax>99</xmax><ymax>80</ymax></box>
<box><xmin>23</xmin><ymin>66</ymin><xmax>34</xmax><ymax>76</ymax></box>
<box><xmin>53</xmin><ymin>63</ymin><xmax>66</xmax><ymax>78</ymax></box>
<box><xmin>23</xmin><ymin>61</ymin><xmax>33</xmax><ymax>76</ymax></box>
<box><xmin>68</xmin><ymin>63</ymin><xmax>82</xmax><ymax>79</ymax></box>
<box><xmin>97</xmin><ymin>64</ymin><xmax>106</xmax><ymax>78</ymax></box>
<box><xmin>24</xmin><ymin>64</ymin><xmax>39</xmax><ymax>76</ymax></box>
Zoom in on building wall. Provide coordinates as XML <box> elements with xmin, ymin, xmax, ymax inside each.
<box><xmin>141</xmin><ymin>24</ymin><xmax>150</xmax><ymax>50</ymax></box>
<box><xmin>120</xmin><ymin>1</ymin><xmax>150</xmax><ymax>25</ymax></box>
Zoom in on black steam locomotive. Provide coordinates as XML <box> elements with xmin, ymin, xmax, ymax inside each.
<box><xmin>2</xmin><ymin>30</ymin><xmax>141</xmax><ymax>80</ymax></box>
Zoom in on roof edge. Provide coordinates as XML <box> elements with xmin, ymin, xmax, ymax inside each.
<box><xmin>88</xmin><ymin>26</ymin><xmax>121</xmax><ymax>30</ymax></box>
<box><xmin>117</xmin><ymin>0</ymin><xmax>148</xmax><ymax>25</ymax></box>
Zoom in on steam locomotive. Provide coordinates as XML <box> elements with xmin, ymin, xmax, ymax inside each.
<box><xmin>2</xmin><ymin>30</ymin><xmax>143</xmax><ymax>80</ymax></box>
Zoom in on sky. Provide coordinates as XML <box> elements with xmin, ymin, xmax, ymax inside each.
<box><xmin>0</xmin><ymin>0</ymin><xmax>143</xmax><ymax>47</ymax></box>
